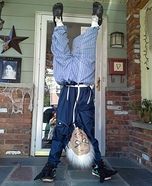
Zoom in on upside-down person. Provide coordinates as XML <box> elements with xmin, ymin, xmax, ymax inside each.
<box><xmin>34</xmin><ymin>1</ymin><xmax>117</xmax><ymax>183</ymax></box>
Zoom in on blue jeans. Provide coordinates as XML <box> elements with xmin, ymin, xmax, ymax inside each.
<box><xmin>48</xmin><ymin>85</ymin><xmax>102</xmax><ymax>167</ymax></box>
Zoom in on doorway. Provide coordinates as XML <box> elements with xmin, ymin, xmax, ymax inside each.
<box><xmin>31</xmin><ymin>13</ymin><xmax>107</xmax><ymax>156</ymax></box>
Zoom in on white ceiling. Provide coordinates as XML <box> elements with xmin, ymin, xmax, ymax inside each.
<box><xmin>76</xmin><ymin>0</ymin><xmax>127</xmax><ymax>4</ymax></box>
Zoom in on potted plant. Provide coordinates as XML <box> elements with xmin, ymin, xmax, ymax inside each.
<box><xmin>131</xmin><ymin>99</ymin><xmax>152</xmax><ymax>123</ymax></box>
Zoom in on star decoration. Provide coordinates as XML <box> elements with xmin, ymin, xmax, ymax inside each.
<box><xmin>0</xmin><ymin>25</ymin><xmax>29</xmax><ymax>54</ymax></box>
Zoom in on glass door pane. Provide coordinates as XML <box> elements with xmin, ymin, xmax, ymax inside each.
<box><xmin>41</xmin><ymin>21</ymin><xmax>90</xmax><ymax>149</ymax></box>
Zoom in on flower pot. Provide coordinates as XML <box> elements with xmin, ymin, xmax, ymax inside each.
<box><xmin>141</xmin><ymin>111</ymin><xmax>151</xmax><ymax>123</ymax></box>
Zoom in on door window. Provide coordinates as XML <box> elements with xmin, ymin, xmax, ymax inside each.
<box><xmin>42</xmin><ymin>22</ymin><xmax>90</xmax><ymax>149</ymax></box>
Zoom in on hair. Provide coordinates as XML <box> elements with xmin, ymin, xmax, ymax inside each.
<box><xmin>66</xmin><ymin>142</ymin><xmax>94</xmax><ymax>168</ymax></box>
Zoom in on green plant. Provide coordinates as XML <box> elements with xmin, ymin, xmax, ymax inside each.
<box><xmin>131</xmin><ymin>99</ymin><xmax>152</xmax><ymax>123</ymax></box>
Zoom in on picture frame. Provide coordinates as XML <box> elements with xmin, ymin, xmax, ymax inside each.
<box><xmin>0</xmin><ymin>57</ymin><xmax>22</xmax><ymax>83</ymax></box>
<box><xmin>109</xmin><ymin>58</ymin><xmax>126</xmax><ymax>75</ymax></box>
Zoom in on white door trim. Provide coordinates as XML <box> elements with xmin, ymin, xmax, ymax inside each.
<box><xmin>95</xmin><ymin>17</ymin><xmax>107</xmax><ymax>156</ymax></box>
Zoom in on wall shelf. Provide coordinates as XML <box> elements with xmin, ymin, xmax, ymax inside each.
<box><xmin>131</xmin><ymin>121</ymin><xmax>152</xmax><ymax>131</ymax></box>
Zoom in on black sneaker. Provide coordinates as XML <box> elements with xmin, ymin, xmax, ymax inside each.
<box><xmin>92</xmin><ymin>2</ymin><xmax>103</xmax><ymax>26</ymax></box>
<box><xmin>52</xmin><ymin>2</ymin><xmax>63</xmax><ymax>26</ymax></box>
<box><xmin>34</xmin><ymin>163</ymin><xmax>56</xmax><ymax>182</ymax></box>
<box><xmin>92</xmin><ymin>165</ymin><xmax>117</xmax><ymax>183</ymax></box>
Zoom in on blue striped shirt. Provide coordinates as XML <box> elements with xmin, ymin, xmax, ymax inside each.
<box><xmin>51</xmin><ymin>26</ymin><xmax>98</xmax><ymax>85</ymax></box>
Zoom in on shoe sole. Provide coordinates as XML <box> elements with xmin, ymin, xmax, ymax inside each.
<box><xmin>42</xmin><ymin>178</ymin><xmax>54</xmax><ymax>182</ymax></box>
<box><xmin>92</xmin><ymin>172</ymin><xmax>111</xmax><ymax>180</ymax></box>
<box><xmin>53</xmin><ymin>3</ymin><xmax>63</xmax><ymax>18</ymax></box>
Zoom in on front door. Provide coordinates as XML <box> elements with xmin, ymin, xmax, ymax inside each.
<box><xmin>31</xmin><ymin>13</ymin><xmax>107</xmax><ymax>156</ymax></box>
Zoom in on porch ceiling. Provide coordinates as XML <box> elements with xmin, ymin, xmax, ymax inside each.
<box><xmin>76</xmin><ymin>0</ymin><xmax>127</xmax><ymax>4</ymax></box>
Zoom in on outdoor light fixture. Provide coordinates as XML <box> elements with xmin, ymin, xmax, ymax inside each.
<box><xmin>0</xmin><ymin>0</ymin><xmax>4</xmax><ymax>30</ymax></box>
<box><xmin>110</xmin><ymin>32</ymin><xmax>124</xmax><ymax>48</ymax></box>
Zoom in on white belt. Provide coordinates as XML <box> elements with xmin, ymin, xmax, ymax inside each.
<box><xmin>66</xmin><ymin>84</ymin><xmax>88</xmax><ymax>87</ymax></box>
<box><xmin>66</xmin><ymin>84</ymin><xmax>94</xmax><ymax>89</ymax></box>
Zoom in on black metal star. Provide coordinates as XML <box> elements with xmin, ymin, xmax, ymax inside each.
<box><xmin>0</xmin><ymin>25</ymin><xmax>29</xmax><ymax>54</ymax></box>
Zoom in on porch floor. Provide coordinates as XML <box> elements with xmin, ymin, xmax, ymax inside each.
<box><xmin>0</xmin><ymin>156</ymin><xmax>152</xmax><ymax>186</ymax></box>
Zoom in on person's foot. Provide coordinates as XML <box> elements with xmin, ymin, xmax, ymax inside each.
<box><xmin>92</xmin><ymin>2</ymin><xmax>103</xmax><ymax>26</ymax></box>
<box><xmin>52</xmin><ymin>2</ymin><xmax>63</xmax><ymax>26</ymax></box>
<box><xmin>34</xmin><ymin>163</ymin><xmax>56</xmax><ymax>182</ymax></box>
<box><xmin>92</xmin><ymin>163</ymin><xmax>117</xmax><ymax>183</ymax></box>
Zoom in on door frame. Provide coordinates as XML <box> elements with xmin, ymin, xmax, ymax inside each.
<box><xmin>31</xmin><ymin>12</ymin><xmax>107</xmax><ymax>156</ymax></box>
<box><xmin>95</xmin><ymin>18</ymin><xmax>107</xmax><ymax>156</ymax></box>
